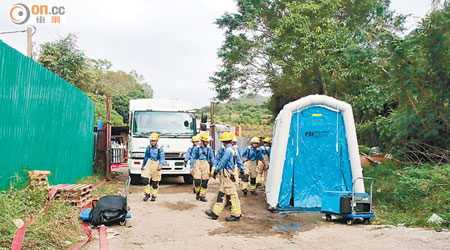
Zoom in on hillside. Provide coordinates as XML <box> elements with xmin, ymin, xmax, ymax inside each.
<box><xmin>198</xmin><ymin>95</ymin><xmax>273</xmax><ymax>137</ymax></box>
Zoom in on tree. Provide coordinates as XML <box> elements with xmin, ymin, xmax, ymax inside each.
<box><xmin>212</xmin><ymin>0</ymin><xmax>449</xmax><ymax>161</ymax></box>
<box><xmin>37</xmin><ymin>34</ymin><xmax>91</xmax><ymax>91</ymax></box>
<box><xmin>211</xmin><ymin>0</ymin><xmax>404</xmax><ymax>113</ymax></box>
<box><xmin>37</xmin><ymin>34</ymin><xmax>154</xmax><ymax>125</ymax></box>
<box><xmin>86</xmin><ymin>93</ymin><xmax>125</xmax><ymax>126</ymax></box>
<box><xmin>197</xmin><ymin>95</ymin><xmax>273</xmax><ymax>137</ymax></box>
<box><xmin>381</xmin><ymin>4</ymin><xmax>450</xmax><ymax>159</ymax></box>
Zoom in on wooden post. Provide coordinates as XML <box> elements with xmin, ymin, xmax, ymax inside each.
<box><xmin>27</xmin><ymin>27</ymin><xmax>32</xmax><ymax>58</ymax></box>
<box><xmin>210</xmin><ymin>101</ymin><xmax>215</xmax><ymax>151</ymax></box>
<box><xmin>106</xmin><ymin>95</ymin><xmax>111</xmax><ymax>180</ymax></box>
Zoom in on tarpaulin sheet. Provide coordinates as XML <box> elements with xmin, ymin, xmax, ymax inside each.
<box><xmin>278</xmin><ymin>105</ymin><xmax>353</xmax><ymax>211</ymax></box>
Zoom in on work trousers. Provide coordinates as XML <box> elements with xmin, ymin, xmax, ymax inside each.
<box><xmin>194</xmin><ymin>160</ymin><xmax>210</xmax><ymax>198</ymax></box>
<box><xmin>191</xmin><ymin>161</ymin><xmax>198</xmax><ymax>190</ymax></box>
<box><xmin>143</xmin><ymin>160</ymin><xmax>161</xmax><ymax>197</ymax></box>
<box><xmin>213</xmin><ymin>169</ymin><xmax>241</xmax><ymax>217</ymax></box>
<box><xmin>257</xmin><ymin>155</ymin><xmax>269</xmax><ymax>186</ymax></box>
<box><xmin>243</xmin><ymin>160</ymin><xmax>258</xmax><ymax>191</ymax></box>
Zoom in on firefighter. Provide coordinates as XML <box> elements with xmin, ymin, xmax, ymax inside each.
<box><xmin>185</xmin><ymin>135</ymin><xmax>200</xmax><ymax>193</ymax></box>
<box><xmin>257</xmin><ymin>137</ymin><xmax>271</xmax><ymax>187</ymax></box>
<box><xmin>205</xmin><ymin>132</ymin><xmax>244</xmax><ymax>221</ymax></box>
<box><xmin>142</xmin><ymin>132</ymin><xmax>165</xmax><ymax>202</ymax></box>
<box><xmin>231</xmin><ymin>133</ymin><xmax>244</xmax><ymax>182</ymax></box>
<box><xmin>190</xmin><ymin>132</ymin><xmax>216</xmax><ymax>202</ymax></box>
<box><xmin>216</xmin><ymin>132</ymin><xmax>244</xmax><ymax>207</ymax></box>
<box><xmin>215</xmin><ymin>141</ymin><xmax>226</xmax><ymax>163</ymax></box>
<box><xmin>241</xmin><ymin>137</ymin><xmax>263</xmax><ymax>195</ymax></box>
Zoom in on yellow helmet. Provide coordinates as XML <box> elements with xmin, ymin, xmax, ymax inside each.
<box><xmin>191</xmin><ymin>135</ymin><xmax>200</xmax><ymax>142</ymax></box>
<box><xmin>263</xmin><ymin>137</ymin><xmax>272</xmax><ymax>143</ymax></box>
<box><xmin>199</xmin><ymin>132</ymin><xmax>211</xmax><ymax>142</ymax></box>
<box><xmin>149</xmin><ymin>132</ymin><xmax>159</xmax><ymax>141</ymax></box>
<box><xmin>250</xmin><ymin>137</ymin><xmax>260</xmax><ymax>144</ymax></box>
<box><xmin>230</xmin><ymin>132</ymin><xmax>238</xmax><ymax>142</ymax></box>
<box><xmin>220</xmin><ymin>132</ymin><xmax>233</xmax><ymax>142</ymax></box>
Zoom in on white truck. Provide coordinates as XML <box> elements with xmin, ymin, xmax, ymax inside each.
<box><xmin>126</xmin><ymin>98</ymin><xmax>202</xmax><ymax>185</ymax></box>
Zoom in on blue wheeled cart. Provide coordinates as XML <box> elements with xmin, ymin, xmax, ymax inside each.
<box><xmin>321</xmin><ymin>177</ymin><xmax>375</xmax><ymax>225</ymax></box>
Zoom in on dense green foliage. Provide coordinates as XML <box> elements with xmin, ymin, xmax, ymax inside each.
<box><xmin>38</xmin><ymin>34</ymin><xmax>153</xmax><ymax>126</ymax></box>
<box><xmin>211</xmin><ymin>0</ymin><xmax>449</xmax><ymax>161</ymax></box>
<box><xmin>365</xmin><ymin>162</ymin><xmax>449</xmax><ymax>228</ymax></box>
<box><xmin>198</xmin><ymin>95</ymin><xmax>273</xmax><ymax>137</ymax></box>
<box><xmin>86</xmin><ymin>93</ymin><xmax>124</xmax><ymax>126</ymax></box>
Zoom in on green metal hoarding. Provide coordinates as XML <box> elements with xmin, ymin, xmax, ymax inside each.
<box><xmin>0</xmin><ymin>40</ymin><xmax>94</xmax><ymax>190</ymax></box>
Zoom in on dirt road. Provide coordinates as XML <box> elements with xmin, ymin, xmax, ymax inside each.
<box><xmin>85</xmin><ymin>170</ymin><xmax>449</xmax><ymax>250</ymax></box>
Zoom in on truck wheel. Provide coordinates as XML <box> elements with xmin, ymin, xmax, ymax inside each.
<box><xmin>183</xmin><ymin>175</ymin><xmax>193</xmax><ymax>184</ymax></box>
<box><xmin>130</xmin><ymin>174</ymin><xmax>142</xmax><ymax>185</ymax></box>
<box><xmin>346</xmin><ymin>219</ymin><xmax>354</xmax><ymax>225</ymax></box>
<box><xmin>326</xmin><ymin>214</ymin><xmax>332</xmax><ymax>222</ymax></box>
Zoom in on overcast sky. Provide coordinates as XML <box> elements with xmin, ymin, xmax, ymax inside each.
<box><xmin>1</xmin><ymin>0</ymin><xmax>432</xmax><ymax>108</ymax></box>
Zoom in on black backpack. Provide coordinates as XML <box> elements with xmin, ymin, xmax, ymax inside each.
<box><xmin>89</xmin><ymin>195</ymin><xmax>128</xmax><ymax>226</ymax></box>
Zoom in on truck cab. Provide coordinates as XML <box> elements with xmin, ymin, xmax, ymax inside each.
<box><xmin>127</xmin><ymin>99</ymin><xmax>197</xmax><ymax>185</ymax></box>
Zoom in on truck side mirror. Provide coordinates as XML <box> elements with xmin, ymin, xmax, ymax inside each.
<box><xmin>201</xmin><ymin>113</ymin><xmax>207</xmax><ymax>123</ymax></box>
<box><xmin>200</xmin><ymin>123</ymin><xmax>207</xmax><ymax>131</ymax></box>
<box><xmin>123</xmin><ymin>113</ymin><xmax>129</xmax><ymax>124</ymax></box>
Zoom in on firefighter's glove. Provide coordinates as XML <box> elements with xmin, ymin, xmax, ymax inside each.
<box><xmin>210</xmin><ymin>167</ymin><xmax>216</xmax><ymax>179</ymax></box>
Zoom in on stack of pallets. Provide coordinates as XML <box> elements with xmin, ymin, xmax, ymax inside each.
<box><xmin>28</xmin><ymin>170</ymin><xmax>51</xmax><ymax>188</ymax></box>
<box><xmin>53</xmin><ymin>184</ymin><xmax>93</xmax><ymax>208</ymax></box>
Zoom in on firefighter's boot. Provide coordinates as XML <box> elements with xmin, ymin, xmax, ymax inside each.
<box><xmin>205</xmin><ymin>211</ymin><xmax>219</xmax><ymax>220</ymax></box>
<box><xmin>225</xmin><ymin>215</ymin><xmax>240</xmax><ymax>222</ymax></box>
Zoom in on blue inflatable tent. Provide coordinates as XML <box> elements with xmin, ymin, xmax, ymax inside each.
<box><xmin>266</xmin><ymin>95</ymin><xmax>364</xmax><ymax>212</ymax></box>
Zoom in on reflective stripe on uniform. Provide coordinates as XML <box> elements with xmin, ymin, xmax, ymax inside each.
<box><xmin>213</xmin><ymin>204</ymin><xmax>223</xmax><ymax>214</ymax></box>
<box><xmin>231</xmin><ymin>208</ymin><xmax>241</xmax><ymax>214</ymax></box>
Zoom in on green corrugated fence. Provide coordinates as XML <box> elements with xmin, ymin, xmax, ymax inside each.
<box><xmin>0</xmin><ymin>40</ymin><xmax>94</xmax><ymax>190</ymax></box>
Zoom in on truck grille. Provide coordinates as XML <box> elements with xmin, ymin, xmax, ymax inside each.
<box><xmin>165</xmin><ymin>153</ymin><xmax>183</xmax><ymax>159</ymax></box>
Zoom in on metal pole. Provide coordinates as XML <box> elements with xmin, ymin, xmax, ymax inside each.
<box><xmin>27</xmin><ymin>27</ymin><xmax>32</xmax><ymax>58</ymax></box>
<box><xmin>106</xmin><ymin>95</ymin><xmax>111</xmax><ymax>179</ymax></box>
<box><xmin>210</xmin><ymin>101</ymin><xmax>215</xmax><ymax>151</ymax></box>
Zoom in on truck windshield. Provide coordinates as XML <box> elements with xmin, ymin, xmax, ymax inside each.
<box><xmin>133</xmin><ymin>111</ymin><xmax>196</xmax><ymax>137</ymax></box>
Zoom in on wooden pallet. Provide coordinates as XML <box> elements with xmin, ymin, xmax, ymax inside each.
<box><xmin>28</xmin><ymin>170</ymin><xmax>51</xmax><ymax>188</ymax></box>
<box><xmin>51</xmin><ymin>184</ymin><xmax>93</xmax><ymax>207</ymax></box>
<box><xmin>54</xmin><ymin>184</ymin><xmax>92</xmax><ymax>194</ymax></box>
<box><xmin>57</xmin><ymin>191</ymin><xmax>91</xmax><ymax>199</ymax></box>
<box><xmin>71</xmin><ymin>199</ymin><xmax>91</xmax><ymax>208</ymax></box>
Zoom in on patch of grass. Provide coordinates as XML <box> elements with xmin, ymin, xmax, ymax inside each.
<box><xmin>76</xmin><ymin>173</ymin><xmax>121</xmax><ymax>199</ymax></box>
<box><xmin>0</xmin><ymin>185</ymin><xmax>83</xmax><ymax>249</ymax></box>
<box><xmin>0</xmin><ymin>173</ymin><xmax>121</xmax><ymax>249</ymax></box>
<box><xmin>365</xmin><ymin>161</ymin><xmax>450</xmax><ymax>229</ymax></box>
